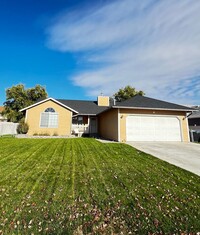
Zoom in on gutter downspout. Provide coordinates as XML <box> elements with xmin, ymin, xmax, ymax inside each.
<box><xmin>185</xmin><ymin>111</ymin><xmax>193</xmax><ymax>142</ymax></box>
<box><xmin>186</xmin><ymin>111</ymin><xmax>193</xmax><ymax>119</ymax></box>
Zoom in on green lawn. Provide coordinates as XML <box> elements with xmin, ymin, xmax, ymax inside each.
<box><xmin>0</xmin><ymin>138</ymin><xmax>199</xmax><ymax>234</ymax></box>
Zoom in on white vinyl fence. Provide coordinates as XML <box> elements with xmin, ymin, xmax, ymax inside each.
<box><xmin>0</xmin><ymin>122</ymin><xmax>18</xmax><ymax>135</ymax></box>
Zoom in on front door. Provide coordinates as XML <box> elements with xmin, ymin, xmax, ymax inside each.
<box><xmin>90</xmin><ymin>117</ymin><xmax>97</xmax><ymax>133</ymax></box>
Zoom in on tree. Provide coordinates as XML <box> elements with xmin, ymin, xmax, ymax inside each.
<box><xmin>2</xmin><ymin>84</ymin><xmax>47</xmax><ymax>122</ymax></box>
<box><xmin>113</xmin><ymin>85</ymin><xmax>145</xmax><ymax>102</ymax></box>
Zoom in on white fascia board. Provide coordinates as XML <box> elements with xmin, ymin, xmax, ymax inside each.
<box><xmin>72</xmin><ymin>113</ymin><xmax>96</xmax><ymax>117</ymax></box>
<box><xmin>112</xmin><ymin>106</ymin><xmax>195</xmax><ymax>112</ymax></box>
<box><xmin>20</xmin><ymin>97</ymin><xmax>78</xmax><ymax>113</ymax></box>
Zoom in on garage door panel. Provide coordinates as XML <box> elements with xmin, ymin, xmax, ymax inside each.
<box><xmin>126</xmin><ymin>115</ymin><xmax>181</xmax><ymax>141</ymax></box>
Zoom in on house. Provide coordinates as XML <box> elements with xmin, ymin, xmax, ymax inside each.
<box><xmin>20</xmin><ymin>95</ymin><xmax>194</xmax><ymax>142</ymax></box>
<box><xmin>188</xmin><ymin>107</ymin><xmax>200</xmax><ymax>142</ymax></box>
<box><xmin>0</xmin><ymin>106</ymin><xmax>7</xmax><ymax>122</ymax></box>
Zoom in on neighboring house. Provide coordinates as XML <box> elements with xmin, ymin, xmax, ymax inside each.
<box><xmin>20</xmin><ymin>95</ymin><xmax>194</xmax><ymax>142</ymax></box>
<box><xmin>188</xmin><ymin>107</ymin><xmax>200</xmax><ymax>142</ymax></box>
<box><xmin>0</xmin><ymin>106</ymin><xmax>7</xmax><ymax>122</ymax></box>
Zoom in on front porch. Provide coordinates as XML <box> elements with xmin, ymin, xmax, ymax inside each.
<box><xmin>71</xmin><ymin>115</ymin><xmax>98</xmax><ymax>137</ymax></box>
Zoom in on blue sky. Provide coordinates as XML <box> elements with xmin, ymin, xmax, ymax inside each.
<box><xmin>1</xmin><ymin>0</ymin><xmax>200</xmax><ymax>106</ymax></box>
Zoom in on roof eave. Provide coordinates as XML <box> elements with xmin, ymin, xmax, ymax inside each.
<box><xmin>112</xmin><ymin>106</ymin><xmax>195</xmax><ymax>112</ymax></box>
<box><xmin>19</xmin><ymin>97</ymin><xmax>79</xmax><ymax>113</ymax></box>
<box><xmin>72</xmin><ymin>113</ymin><xmax>97</xmax><ymax>117</ymax></box>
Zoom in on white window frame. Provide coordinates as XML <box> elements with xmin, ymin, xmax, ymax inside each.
<box><xmin>40</xmin><ymin>108</ymin><xmax>58</xmax><ymax>128</ymax></box>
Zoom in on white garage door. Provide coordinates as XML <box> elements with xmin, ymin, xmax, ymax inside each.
<box><xmin>126</xmin><ymin>115</ymin><xmax>182</xmax><ymax>141</ymax></box>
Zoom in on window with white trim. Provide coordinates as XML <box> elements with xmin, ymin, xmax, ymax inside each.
<box><xmin>40</xmin><ymin>108</ymin><xmax>58</xmax><ymax>128</ymax></box>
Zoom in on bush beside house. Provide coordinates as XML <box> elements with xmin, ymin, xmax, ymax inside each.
<box><xmin>17</xmin><ymin>118</ymin><xmax>29</xmax><ymax>134</ymax></box>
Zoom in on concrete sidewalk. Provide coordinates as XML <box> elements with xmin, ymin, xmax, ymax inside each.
<box><xmin>127</xmin><ymin>142</ymin><xmax>200</xmax><ymax>176</ymax></box>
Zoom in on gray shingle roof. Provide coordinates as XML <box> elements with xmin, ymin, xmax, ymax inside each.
<box><xmin>21</xmin><ymin>95</ymin><xmax>195</xmax><ymax>114</ymax></box>
<box><xmin>57</xmin><ymin>99</ymin><xmax>110</xmax><ymax>115</ymax></box>
<box><xmin>114</xmin><ymin>95</ymin><xmax>194</xmax><ymax>111</ymax></box>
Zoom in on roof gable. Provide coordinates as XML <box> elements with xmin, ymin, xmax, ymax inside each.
<box><xmin>20</xmin><ymin>98</ymin><xmax>78</xmax><ymax>113</ymax></box>
<box><xmin>114</xmin><ymin>95</ymin><xmax>195</xmax><ymax>111</ymax></box>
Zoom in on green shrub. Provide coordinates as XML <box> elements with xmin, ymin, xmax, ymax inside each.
<box><xmin>17</xmin><ymin>118</ymin><xmax>29</xmax><ymax>134</ymax></box>
<box><xmin>39</xmin><ymin>133</ymin><xmax>50</xmax><ymax>136</ymax></box>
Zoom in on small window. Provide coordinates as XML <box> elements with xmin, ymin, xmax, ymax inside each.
<box><xmin>72</xmin><ymin>116</ymin><xmax>78</xmax><ymax>124</ymax></box>
<box><xmin>78</xmin><ymin>116</ymin><xmax>83</xmax><ymax>125</ymax></box>
<box><xmin>72</xmin><ymin>116</ymin><xmax>88</xmax><ymax>125</ymax></box>
<box><xmin>45</xmin><ymin>107</ymin><xmax>55</xmax><ymax>113</ymax></box>
<box><xmin>40</xmin><ymin>107</ymin><xmax>58</xmax><ymax>128</ymax></box>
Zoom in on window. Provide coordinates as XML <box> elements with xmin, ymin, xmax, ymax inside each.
<box><xmin>72</xmin><ymin>116</ymin><xmax>78</xmax><ymax>125</ymax></box>
<box><xmin>78</xmin><ymin>116</ymin><xmax>83</xmax><ymax>125</ymax></box>
<box><xmin>40</xmin><ymin>107</ymin><xmax>58</xmax><ymax>128</ymax></box>
<box><xmin>72</xmin><ymin>116</ymin><xmax>88</xmax><ymax>125</ymax></box>
<box><xmin>45</xmin><ymin>107</ymin><xmax>55</xmax><ymax>113</ymax></box>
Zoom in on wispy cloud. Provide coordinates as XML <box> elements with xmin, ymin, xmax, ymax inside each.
<box><xmin>46</xmin><ymin>0</ymin><xmax>200</xmax><ymax>104</ymax></box>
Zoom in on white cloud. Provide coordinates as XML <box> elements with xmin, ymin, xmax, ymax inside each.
<box><xmin>46</xmin><ymin>0</ymin><xmax>200</xmax><ymax>104</ymax></box>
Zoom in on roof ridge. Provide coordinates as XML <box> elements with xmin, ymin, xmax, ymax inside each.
<box><xmin>56</xmin><ymin>98</ymin><xmax>96</xmax><ymax>102</ymax></box>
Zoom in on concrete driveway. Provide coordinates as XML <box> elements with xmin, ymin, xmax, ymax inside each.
<box><xmin>127</xmin><ymin>142</ymin><xmax>200</xmax><ymax>176</ymax></box>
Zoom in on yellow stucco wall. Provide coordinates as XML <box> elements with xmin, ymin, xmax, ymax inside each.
<box><xmin>119</xmin><ymin>108</ymin><xmax>189</xmax><ymax>142</ymax></box>
<box><xmin>25</xmin><ymin>100</ymin><xmax>72</xmax><ymax>136</ymax></box>
<box><xmin>98</xmin><ymin>109</ymin><xmax>118</xmax><ymax>141</ymax></box>
<box><xmin>97</xmin><ymin>96</ymin><xmax>110</xmax><ymax>106</ymax></box>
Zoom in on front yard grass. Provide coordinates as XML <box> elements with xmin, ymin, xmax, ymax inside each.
<box><xmin>0</xmin><ymin>138</ymin><xmax>199</xmax><ymax>234</ymax></box>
